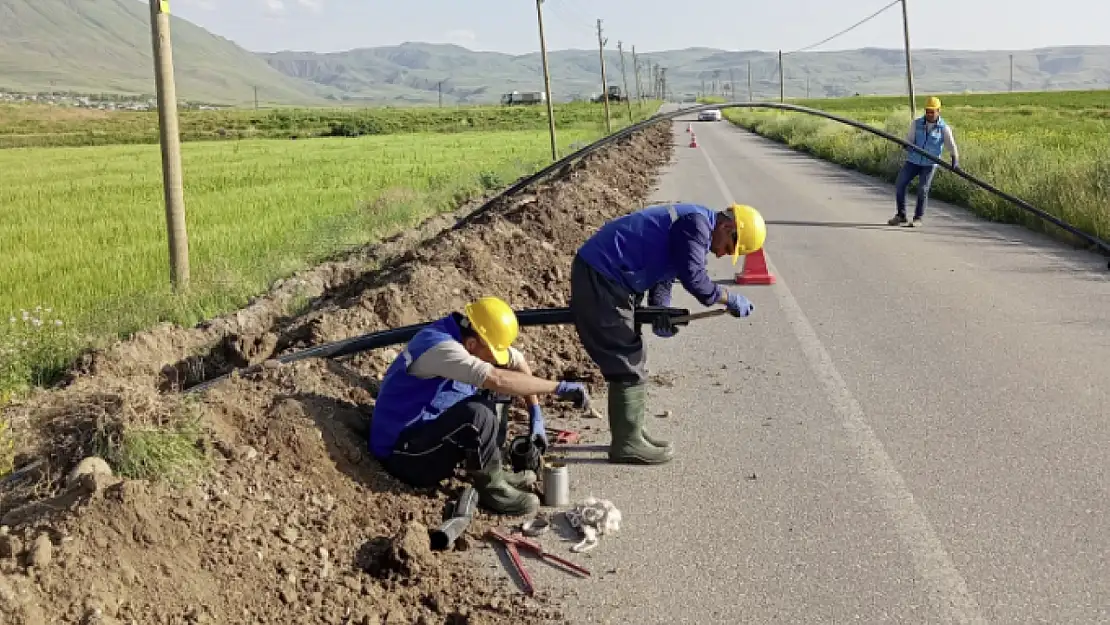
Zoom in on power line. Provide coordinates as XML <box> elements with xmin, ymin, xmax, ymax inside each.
<box><xmin>783</xmin><ymin>0</ymin><xmax>899</xmax><ymax>56</ymax></box>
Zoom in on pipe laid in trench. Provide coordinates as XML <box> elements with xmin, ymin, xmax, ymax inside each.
<box><xmin>183</xmin><ymin>305</ymin><xmax>696</xmax><ymax>395</ymax></box>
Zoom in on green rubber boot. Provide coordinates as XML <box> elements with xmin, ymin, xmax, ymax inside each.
<box><xmin>504</xmin><ymin>469</ymin><xmax>537</xmax><ymax>490</ymax></box>
<box><xmin>641</xmin><ymin>428</ymin><xmax>673</xmax><ymax>451</ymax></box>
<box><xmin>471</xmin><ymin>455</ymin><xmax>540</xmax><ymax>516</ymax></box>
<box><xmin>607</xmin><ymin>381</ymin><xmax>675</xmax><ymax>465</ymax></box>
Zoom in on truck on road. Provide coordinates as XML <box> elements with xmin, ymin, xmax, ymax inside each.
<box><xmin>591</xmin><ymin>85</ymin><xmax>625</xmax><ymax>103</ymax></box>
<box><xmin>500</xmin><ymin>91</ymin><xmax>546</xmax><ymax>106</ymax></box>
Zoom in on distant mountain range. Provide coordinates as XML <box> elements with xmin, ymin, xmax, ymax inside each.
<box><xmin>2</xmin><ymin>0</ymin><xmax>1109</xmax><ymax>107</ymax></box>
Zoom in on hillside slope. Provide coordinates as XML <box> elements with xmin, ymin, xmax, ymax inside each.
<box><xmin>0</xmin><ymin>0</ymin><xmax>330</xmax><ymax>105</ymax></box>
<box><xmin>263</xmin><ymin>42</ymin><xmax>1110</xmax><ymax>104</ymax></box>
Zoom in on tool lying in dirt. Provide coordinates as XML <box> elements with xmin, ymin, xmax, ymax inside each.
<box><xmin>184</xmin><ymin>305</ymin><xmax>731</xmax><ymax>394</ymax></box>
<box><xmin>429</xmin><ymin>486</ymin><xmax>479</xmax><ymax>551</ymax></box>
<box><xmin>486</xmin><ymin>527</ymin><xmax>591</xmax><ymax>595</ymax></box>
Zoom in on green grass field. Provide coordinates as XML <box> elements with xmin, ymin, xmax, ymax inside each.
<box><xmin>706</xmin><ymin>91</ymin><xmax>1110</xmax><ymax>244</ymax></box>
<box><xmin>0</xmin><ymin>101</ymin><xmax>660</xmax><ymax>399</ymax></box>
<box><xmin>0</xmin><ymin>100</ymin><xmax>660</xmax><ymax>148</ymax></box>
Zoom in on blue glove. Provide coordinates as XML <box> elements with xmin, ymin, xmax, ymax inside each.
<box><xmin>554</xmin><ymin>381</ymin><xmax>592</xmax><ymax>411</ymax></box>
<box><xmin>726</xmin><ymin>292</ymin><xmax>754</xmax><ymax>318</ymax></box>
<box><xmin>528</xmin><ymin>404</ymin><xmax>548</xmax><ymax>451</ymax></box>
<box><xmin>651</xmin><ymin>315</ymin><xmax>678</xmax><ymax>338</ymax></box>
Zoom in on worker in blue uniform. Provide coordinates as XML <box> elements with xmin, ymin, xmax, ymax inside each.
<box><xmin>570</xmin><ymin>202</ymin><xmax>767</xmax><ymax>465</ymax></box>
<box><xmin>369</xmin><ymin>296</ymin><xmax>591</xmax><ymax>516</ymax></box>
<box><xmin>890</xmin><ymin>96</ymin><xmax>960</xmax><ymax>227</ymax></box>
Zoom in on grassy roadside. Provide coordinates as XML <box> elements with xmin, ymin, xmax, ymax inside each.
<box><xmin>700</xmin><ymin>92</ymin><xmax>1110</xmax><ymax>246</ymax></box>
<box><xmin>1</xmin><ymin>99</ymin><xmax>664</xmax><ymax>148</ymax></box>
<box><xmin>0</xmin><ymin>103</ymin><xmax>658</xmax><ymax>409</ymax></box>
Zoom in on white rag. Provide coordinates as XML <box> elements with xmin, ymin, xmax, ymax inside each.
<box><xmin>562</xmin><ymin>496</ymin><xmax>621</xmax><ymax>553</ymax></box>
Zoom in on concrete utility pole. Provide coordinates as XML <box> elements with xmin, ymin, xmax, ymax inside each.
<box><xmin>617</xmin><ymin>41</ymin><xmax>633</xmax><ymax>123</ymax></box>
<box><xmin>631</xmin><ymin>45</ymin><xmax>644</xmax><ymax>105</ymax></box>
<box><xmin>778</xmin><ymin>50</ymin><xmax>784</xmax><ymax>102</ymax></box>
<box><xmin>747</xmin><ymin>59</ymin><xmax>753</xmax><ymax>101</ymax></box>
<box><xmin>535</xmin><ymin>0</ymin><xmax>558</xmax><ymax>161</ymax></box>
<box><xmin>661</xmin><ymin>67</ymin><xmax>667</xmax><ymax>101</ymax></box>
<box><xmin>596</xmin><ymin>19</ymin><xmax>611</xmax><ymax>133</ymax></box>
<box><xmin>438</xmin><ymin>80</ymin><xmax>443</xmax><ymax>107</ymax></box>
<box><xmin>148</xmin><ymin>0</ymin><xmax>189</xmax><ymax>291</ymax></box>
<box><xmin>253</xmin><ymin>85</ymin><xmax>258</xmax><ymax>110</ymax></box>
<box><xmin>730</xmin><ymin>67</ymin><xmax>735</xmax><ymax>100</ymax></box>
<box><xmin>900</xmin><ymin>0</ymin><xmax>917</xmax><ymax>117</ymax></box>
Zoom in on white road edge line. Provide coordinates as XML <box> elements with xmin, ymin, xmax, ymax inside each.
<box><xmin>697</xmin><ymin>130</ymin><xmax>989</xmax><ymax>625</ymax></box>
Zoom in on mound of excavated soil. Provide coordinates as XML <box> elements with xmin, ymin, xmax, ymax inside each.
<box><xmin>0</xmin><ymin>122</ymin><xmax>674</xmax><ymax>625</ymax></box>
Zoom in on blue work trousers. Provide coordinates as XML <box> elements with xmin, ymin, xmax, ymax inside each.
<box><xmin>895</xmin><ymin>161</ymin><xmax>938</xmax><ymax>219</ymax></box>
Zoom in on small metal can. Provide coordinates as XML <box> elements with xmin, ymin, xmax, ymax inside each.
<box><xmin>543</xmin><ymin>462</ymin><xmax>570</xmax><ymax>507</ymax></box>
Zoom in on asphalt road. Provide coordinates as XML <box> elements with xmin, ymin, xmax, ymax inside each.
<box><xmin>485</xmin><ymin>105</ymin><xmax>1110</xmax><ymax>624</ymax></box>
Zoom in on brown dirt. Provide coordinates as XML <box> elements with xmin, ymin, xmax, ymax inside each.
<box><xmin>0</xmin><ymin>121</ymin><xmax>674</xmax><ymax>625</ymax></box>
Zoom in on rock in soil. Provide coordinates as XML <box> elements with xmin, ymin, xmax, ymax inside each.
<box><xmin>0</xmin><ymin>122</ymin><xmax>674</xmax><ymax>624</ymax></box>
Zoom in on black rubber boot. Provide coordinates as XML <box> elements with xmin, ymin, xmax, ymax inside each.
<box><xmin>607</xmin><ymin>381</ymin><xmax>675</xmax><ymax>465</ymax></box>
<box><xmin>471</xmin><ymin>453</ymin><xmax>539</xmax><ymax>516</ymax></box>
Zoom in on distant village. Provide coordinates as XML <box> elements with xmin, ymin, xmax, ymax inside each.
<box><xmin>0</xmin><ymin>89</ymin><xmax>226</xmax><ymax>111</ymax></box>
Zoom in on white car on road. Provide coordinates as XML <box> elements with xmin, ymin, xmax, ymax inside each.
<box><xmin>698</xmin><ymin>108</ymin><xmax>723</xmax><ymax>122</ymax></box>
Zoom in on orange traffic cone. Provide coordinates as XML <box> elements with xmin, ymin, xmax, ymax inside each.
<box><xmin>734</xmin><ymin>247</ymin><xmax>776</xmax><ymax>285</ymax></box>
<box><xmin>689</xmin><ymin>133</ymin><xmax>698</xmax><ymax>148</ymax></box>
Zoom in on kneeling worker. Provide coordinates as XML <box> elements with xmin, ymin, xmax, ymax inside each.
<box><xmin>571</xmin><ymin>202</ymin><xmax>766</xmax><ymax>465</ymax></box>
<box><xmin>369</xmin><ymin>296</ymin><xmax>592</xmax><ymax>515</ymax></box>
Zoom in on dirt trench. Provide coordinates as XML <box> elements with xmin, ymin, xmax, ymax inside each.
<box><xmin>0</xmin><ymin>121</ymin><xmax>674</xmax><ymax>625</ymax></box>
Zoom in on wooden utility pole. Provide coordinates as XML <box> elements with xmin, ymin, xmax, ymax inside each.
<box><xmin>778</xmin><ymin>51</ymin><xmax>784</xmax><ymax>102</ymax></box>
<box><xmin>596</xmin><ymin>19</ymin><xmax>611</xmax><ymax>133</ymax></box>
<box><xmin>729</xmin><ymin>67</ymin><xmax>735</xmax><ymax>100</ymax></box>
<box><xmin>631</xmin><ymin>45</ymin><xmax>643</xmax><ymax>105</ymax></box>
<box><xmin>148</xmin><ymin>0</ymin><xmax>189</xmax><ymax>291</ymax></box>
<box><xmin>253</xmin><ymin>85</ymin><xmax>258</xmax><ymax>109</ymax></box>
<box><xmin>616</xmin><ymin>41</ymin><xmax>633</xmax><ymax>123</ymax></box>
<box><xmin>660</xmin><ymin>67</ymin><xmax>667</xmax><ymax>101</ymax></box>
<box><xmin>438</xmin><ymin>81</ymin><xmax>443</xmax><ymax>107</ymax></box>
<box><xmin>1009</xmin><ymin>54</ymin><xmax>1014</xmax><ymax>92</ymax></box>
<box><xmin>900</xmin><ymin>0</ymin><xmax>917</xmax><ymax>117</ymax></box>
<box><xmin>535</xmin><ymin>0</ymin><xmax>558</xmax><ymax>161</ymax></box>
<box><xmin>747</xmin><ymin>60</ymin><xmax>752</xmax><ymax>101</ymax></box>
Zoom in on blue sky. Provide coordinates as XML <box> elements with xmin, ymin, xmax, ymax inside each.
<box><xmin>175</xmin><ymin>0</ymin><xmax>1110</xmax><ymax>55</ymax></box>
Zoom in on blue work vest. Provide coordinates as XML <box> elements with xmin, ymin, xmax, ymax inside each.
<box><xmin>368</xmin><ymin>314</ymin><xmax>479</xmax><ymax>460</ymax></box>
<box><xmin>907</xmin><ymin>116</ymin><xmax>948</xmax><ymax>166</ymax></box>
<box><xmin>577</xmin><ymin>203</ymin><xmax>717</xmax><ymax>294</ymax></box>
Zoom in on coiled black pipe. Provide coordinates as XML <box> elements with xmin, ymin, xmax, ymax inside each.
<box><xmin>455</xmin><ymin>101</ymin><xmax>1110</xmax><ymax>267</ymax></box>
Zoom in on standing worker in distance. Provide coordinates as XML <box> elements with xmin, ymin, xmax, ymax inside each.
<box><xmin>368</xmin><ymin>296</ymin><xmax>592</xmax><ymax>516</ymax></box>
<box><xmin>889</xmin><ymin>96</ymin><xmax>960</xmax><ymax>228</ymax></box>
<box><xmin>570</xmin><ymin>202</ymin><xmax>766</xmax><ymax>465</ymax></box>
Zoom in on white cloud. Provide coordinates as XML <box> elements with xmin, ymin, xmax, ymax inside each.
<box><xmin>261</xmin><ymin>0</ymin><xmax>285</xmax><ymax>14</ymax></box>
<box><xmin>296</xmin><ymin>0</ymin><xmax>323</xmax><ymax>12</ymax></box>
<box><xmin>444</xmin><ymin>29</ymin><xmax>477</xmax><ymax>46</ymax></box>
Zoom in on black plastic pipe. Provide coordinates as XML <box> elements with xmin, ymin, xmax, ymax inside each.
<box><xmin>455</xmin><ymin>101</ymin><xmax>1110</xmax><ymax>266</ymax></box>
<box><xmin>183</xmin><ymin>305</ymin><xmax>693</xmax><ymax>395</ymax></box>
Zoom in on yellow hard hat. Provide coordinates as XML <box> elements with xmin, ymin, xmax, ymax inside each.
<box><xmin>925</xmin><ymin>96</ymin><xmax>941</xmax><ymax>110</ymax></box>
<box><xmin>729</xmin><ymin>204</ymin><xmax>767</xmax><ymax>264</ymax></box>
<box><xmin>463</xmin><ymin>296</ymin><xmax>519</xmax><ymax>366</ymax></box>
